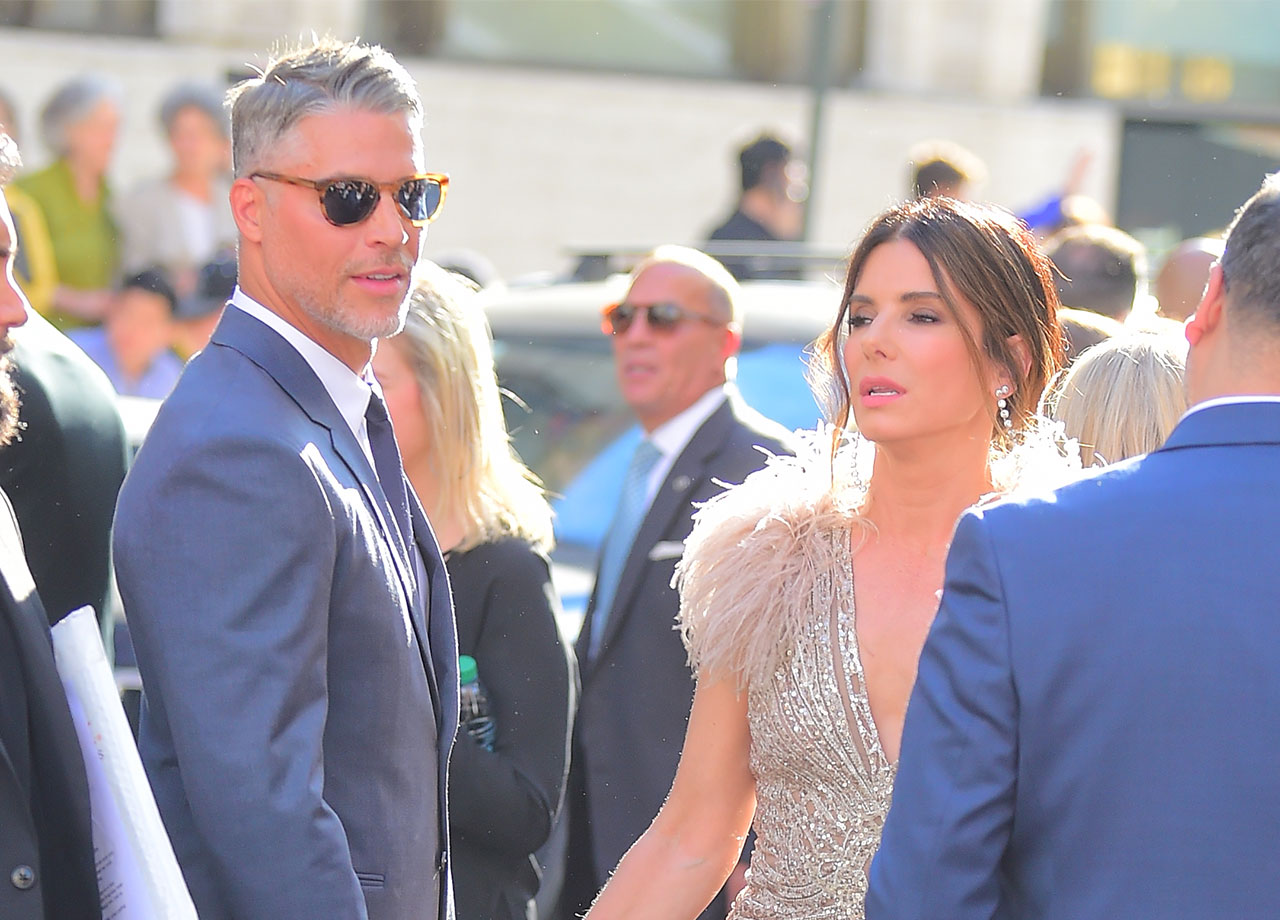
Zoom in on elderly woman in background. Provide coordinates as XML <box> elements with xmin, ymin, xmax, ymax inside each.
<box><xmin>15</xmin><ymin>74</ymin><xmax>122</xmax><ymax>327</ymax></box>
<box><xmin>117</xmin><ymin>83</ymin><xmax>235</xmax><ymax>298</ymax></box>
<box><xmin>373</xmin><ymin>266</ymin><xmax>577</xmax><ymax>920</ymax></box>
<box><xmin>1045</xmin><ymin>330</ymin><xmax>1188</xmax><ymax>466</ymax></box>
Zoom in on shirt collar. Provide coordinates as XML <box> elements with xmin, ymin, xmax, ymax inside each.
<box><xmin>230</xmin><ymin>287</ymin><xmax>375</xmax><ymax>440</ymax></box>
<box><xmin>1179</xmin><ymin>394</ymin><xmax>1280</xmax><ymax>423</ymax></box>
<box><xmin>647</xmin><ymin>384</ymin><xmax>729</xmax><ymax>459</ymax></box>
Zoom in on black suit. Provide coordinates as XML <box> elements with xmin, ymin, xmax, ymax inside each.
<box><xmin>562</xmin><ymin>392</ymin><xmax>790</xmax><ymax>918</ymax></box>
<box><xmin>0</xmin><ymin>310</ymin><xmax>129</xmax><ymax>626</ymax></box>
<box><xmin>447</xmin><ymin>537</ymin><xmax>577</xmax><ymax>920</ymax></box>
<box><xmin>0</xmin><ymin>488</ymin><xmax>100</xmax><ymax>920</ymax></box>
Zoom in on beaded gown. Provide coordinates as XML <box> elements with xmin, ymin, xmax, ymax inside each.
<box><xmin>676</xmin><ymin>433</ymin><xmax>894</xmax><ymax>920</ymax></box>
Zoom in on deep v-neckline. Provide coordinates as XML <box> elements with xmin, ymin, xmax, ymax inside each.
<box><xmin>831</xmin><ymin>527</ymin><xmax>895</xmax><ymax>770</ymax></box>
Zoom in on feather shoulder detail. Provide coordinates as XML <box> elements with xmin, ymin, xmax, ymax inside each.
<box><xmin>674</xmin><ymin>425</ymin><xmax>868</xmax><ymax>690</ymax></box>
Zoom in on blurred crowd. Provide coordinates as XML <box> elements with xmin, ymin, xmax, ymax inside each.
<box><xmin>2</xmin><ymin>46</ymin><xmax>1269</xmax><ymax>920</ymax></box>
<box><xmin>0</xmin><ymin>72</ymin><xmax>1214</xmax><ymax>415</ymax></box>
<box><xmin>0</xmin><ymin>75</ymin><xmax>235</xmax><ymax>399</ymax></box>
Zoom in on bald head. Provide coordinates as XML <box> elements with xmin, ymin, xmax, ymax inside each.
<box><xmin>1156</xmin><ymin>237</ymin><xmax>1223</xmax><ymax>322</ymax></box>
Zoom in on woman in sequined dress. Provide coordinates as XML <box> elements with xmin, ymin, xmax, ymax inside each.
<box><xmin>584</xmin><ymin>198</ymin><xmax>1074</xmax><ymax>920</ymax></box>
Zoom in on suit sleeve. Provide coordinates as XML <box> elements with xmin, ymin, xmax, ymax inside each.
<box><xmin>114</xmin><ymin>433</ymin><xmax>368</xmax><ymax>919</ymax></box>
<box><xmin>866</xmin><ymin>510</ymin><xmax>1017</xmax><ymax>920</ymax></box>
<box><xmin>449</xmin><ymin>543</ymin><xmax>577</xmax><ymax>858</ymax></box>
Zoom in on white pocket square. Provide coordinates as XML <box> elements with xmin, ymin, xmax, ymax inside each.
<box><xmin>648</xmin><ymin>540</ymin><xmax>686</xmax><ymax>562</ymax></box>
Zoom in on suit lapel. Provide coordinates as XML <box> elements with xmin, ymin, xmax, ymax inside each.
<box><xmin>210</xmin><ymin>309</ymin><xmax>420</xmax><ymax>609</ymax></box>
<box><xmin>592</xmin><ymin>400</ymin><xmax>735</xmax><ymax>664</ymax></box>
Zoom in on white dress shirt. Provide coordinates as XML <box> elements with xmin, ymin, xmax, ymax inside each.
<box><xmin>230</xmin><ymin>287</ymin><xmax>381</xmax><ymax>470</ymax></box>
<box><xmin>642</xmin><ymin>384</ymin><xmax>730</xmax><ymax>505</ymax></box>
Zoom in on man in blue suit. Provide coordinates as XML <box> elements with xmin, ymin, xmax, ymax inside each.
<box><xmin>868</xmin><ymin>173</ymin><xmax>1280</xmax><ymax>920</ymax></box>
<box><xmin>113</xmin><ymin>40</ymin><xmax>458</xmax><ymax>920</ymax></box>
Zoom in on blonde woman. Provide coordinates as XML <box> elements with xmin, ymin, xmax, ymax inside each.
<box><xmin>374</xmin><ymin>266</ymin><xmax>576</xmax><ymax>920</ymax></box>
<box><xmin>1046</xmin><ymin>330</ymin><xmax>1188</xmax><ymax>466</ymax></box>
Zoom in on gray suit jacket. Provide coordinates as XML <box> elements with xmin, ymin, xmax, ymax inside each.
<box><xmin>566</xmin><ymin>393</ymin><xmax>791</xmax><ymax>904</ymax></box>
<box><xmin>114</xmin><ymin>307</ymin><xmax>459</xmax><ymax>920</ymax></box>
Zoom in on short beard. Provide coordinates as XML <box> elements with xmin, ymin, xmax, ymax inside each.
<box><xmin>293</xmin><ymin>262</ymin><xmax>414</xmax><ymax>344</ymax></box>
<box><xmin>0</xmin><ymin>338</ymin><xmax>22</xmax><ymax>448</ymax></box>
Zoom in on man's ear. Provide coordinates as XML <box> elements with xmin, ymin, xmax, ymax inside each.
<box><xmin>1185</xmin><ymin>263</ymin><xmax>1225</xmax><ymax>347</ymax></box>
<box><xmin>721</xmin><ymin>323</ymin><xmax>743</xmax><ymax>363</ymax></box>
<box><xmin>229</xmin><ymin>176</ymin><xmax>265</xmax><ymax>244</ymax></box>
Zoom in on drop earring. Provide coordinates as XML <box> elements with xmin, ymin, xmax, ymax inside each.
<box><xmin>996</xmin><ymin>384</ymin><xmax>1013</xmax><ymax>429</ymax></box>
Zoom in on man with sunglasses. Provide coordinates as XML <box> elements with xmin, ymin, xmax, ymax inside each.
<box><xmin>113</xmin><ymin>40</ymin><xmax>457</xmax><ymax>920</ymax></box>
<box><xmin>562</xmin><ymin>245</ymin><xmax>791</xmax><ymax>920</ymax></box>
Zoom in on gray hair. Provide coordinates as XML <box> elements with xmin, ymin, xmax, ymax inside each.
<box><xmin>0</xmin><ymin>132</ymin><xmax>19</xmax><ymax>185</ymax></box>
<box><xmin>160</xmin><ymin>82</ymin><xmax>230</xmax><ymax>139</ymax></box>
<box><xmin>40</xmin><ymin>73</ymin><xmax>123</xmax><ymax>157</ymax></box>
<box><xmin>1220</xmin><ymin>172</ymin><xmax>1280</xmax><ymax>332</ymax></box>
<box><xmin>226</xmin><ymin>38</ymin><xmax>423</xmax><ymax>178</ymax></box>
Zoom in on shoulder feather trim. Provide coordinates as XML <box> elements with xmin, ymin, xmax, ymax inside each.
<box><xmin>674</xmin><ymin>426</ymin><xmax>867</xmax><ymax>690</ymax></box>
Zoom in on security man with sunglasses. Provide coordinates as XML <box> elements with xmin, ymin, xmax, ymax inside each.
<box><xmin>560</xmin><ymin>245</ymin><xmax>791</xmax><ymax>920</ymax></box>
<box><xmin>113</xmin><ymin>40</ymin><xmax>458</xmax><ymax>920</ymax></box>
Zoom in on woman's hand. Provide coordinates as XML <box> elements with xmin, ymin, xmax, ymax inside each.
<box><xmin>586</xmin><ymin>675</ymin><xmax>756</xmax><ymax>920</ymax></box>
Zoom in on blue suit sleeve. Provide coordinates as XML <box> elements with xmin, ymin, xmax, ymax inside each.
<box><xmin>866</xmin><ymin>510</ymin><xmax>1017</xmax><ymax>920</ymax></box>
<box><xmin>115</xmin><ymin>433</ymin><xmax>368</xmax><ymax>919</ymax></box>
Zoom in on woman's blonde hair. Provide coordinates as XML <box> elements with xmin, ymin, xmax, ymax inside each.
<box><xmin>1044</xmin><ymin>331</ymin><xmax>1188</xmax><ymax>467</ymax></box>
<box><xmin>390</xmin><ymin>264</ymin><xmax>553</xmax><ymax>553</ymax></box>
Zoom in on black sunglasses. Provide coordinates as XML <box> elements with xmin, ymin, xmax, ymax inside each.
<box><xmin>251</xmin><ymin>171</ymin><xmax>449</xmax><ymax>227</ymax></box>
<box><xmin>601</xmin><ymin>301</ymin><xmax>726</xmax><ymax>336</ymax></box>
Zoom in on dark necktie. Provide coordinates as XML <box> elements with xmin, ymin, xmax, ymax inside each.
<box><xmin>364</xmin><ymin>391</ymin><xmax>414</xmax><ymax>550</ymax></box>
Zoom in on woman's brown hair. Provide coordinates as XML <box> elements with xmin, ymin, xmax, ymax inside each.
<box><xmin>813</xmin><ymin>197</ymin><xmax>1065</xmax><ymax>446</ymax></box>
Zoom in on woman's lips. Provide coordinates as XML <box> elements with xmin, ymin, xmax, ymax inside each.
<box><xmin>859</xmin><ymin>376</ymin><xmax>905</xmax><ymax>407</ymax></box>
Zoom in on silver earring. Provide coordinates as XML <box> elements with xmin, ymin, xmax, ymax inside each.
<box><xmin>996</xmin><ymin>385</ymin><xmax>1013</xmax><ymax>428</ymax></box>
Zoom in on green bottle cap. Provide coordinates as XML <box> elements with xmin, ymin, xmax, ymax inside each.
<box><xmin>459</xmin><ymin>654</ymin><xmax>479</xmax><ymax>685</ymax></box>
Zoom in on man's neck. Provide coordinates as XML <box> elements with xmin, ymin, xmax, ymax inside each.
<box><xmin>238</xmin><ymin>279</ymin><xmax>372</xmax><ymax>373</ymax></box>
<box><xmin>738</xmin><ymin>189</ymin><xmax>781</xmax><ymax>238</ymax></box>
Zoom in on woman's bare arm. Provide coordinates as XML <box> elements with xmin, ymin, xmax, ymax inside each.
<box><xmin>586</xmin><ymin>675</ymin><xmax>755</xmax><ymax>920</ymax></box>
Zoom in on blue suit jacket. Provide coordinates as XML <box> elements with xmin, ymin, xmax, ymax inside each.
<box><xmin>114</xmin><ymin>307</ymin><xmax>459</xmax><ymax>920</ymax></box>
<box><xmin>868</xmin><ymin>399</ymin><xmax>1280</xmax><ymax>920</ymax></box>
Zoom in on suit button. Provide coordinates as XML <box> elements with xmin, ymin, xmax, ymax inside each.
<box><xmin>10</xmin><ymin>865</ymin><xmax>35</xmax><ymax>889</ymax></box>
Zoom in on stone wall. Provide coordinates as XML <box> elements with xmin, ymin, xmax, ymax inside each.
<box><xmin>0</xmin><ymin>26</ymin><xmax>1118</xmax><ymax>281</ymax></box>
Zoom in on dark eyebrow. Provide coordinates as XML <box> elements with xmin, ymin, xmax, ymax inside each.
<box><xmin>847</xmin><ymin>290</ymin><xmax>943</xmax><ymax>307</ymax></box>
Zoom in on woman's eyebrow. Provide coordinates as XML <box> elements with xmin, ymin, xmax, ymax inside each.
<box><xmin>847</xmin><ymin>290</ymin><xmax>943</xmax><ymax>306</ymax></box>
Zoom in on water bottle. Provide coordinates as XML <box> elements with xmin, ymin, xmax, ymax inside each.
<box><xmin>458</xmin><ymin>654</ymin><xmax>497</xmax><ymax>751</ymax></box>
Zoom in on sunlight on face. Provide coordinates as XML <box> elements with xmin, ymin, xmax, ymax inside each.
<box><xmin>841</xmin><ymin>238</ymin><xmax>997</xmax><ymax>447</ymax></box>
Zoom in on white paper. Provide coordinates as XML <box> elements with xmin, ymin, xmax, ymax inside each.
<box><xmin>52</xmin><ymin>607</ymin><xmax>197</xmax><ymax>920</ymax></box>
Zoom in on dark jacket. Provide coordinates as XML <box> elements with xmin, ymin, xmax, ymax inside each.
<box><xmin>562</xmin><ymin>392</ymin><xmax>791</xmax><ymax>919</ymax></box>
<box><xmin>447</xmin><ymin>537</ymin><xmax>577</xmax><ymax>920</ymax></box>
<box><xmin>0</xmin><ymin>488</ymin><xmax>101</xmax><ymax>920</ymax></box>
<box><xmin>0</xmin><ymin>310</ymin><xmax>128</xmax><ymax>626</ymax></box>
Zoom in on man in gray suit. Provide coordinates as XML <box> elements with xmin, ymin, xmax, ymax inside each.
<box><xmin>561</xmin><ymin>246</ymin><xmax>790</xmax><ymax>919</ymax></box>
<box><xmin>113</xmin><ymin>40</ymin><xmax>458</xmax><ymax>920</ymax></box>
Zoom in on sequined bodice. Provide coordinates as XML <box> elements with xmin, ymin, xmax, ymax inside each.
<box><xmin>730</xmin><ymin>529</ymin><xmax>896</xmax><ymax>920</ymax></box>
